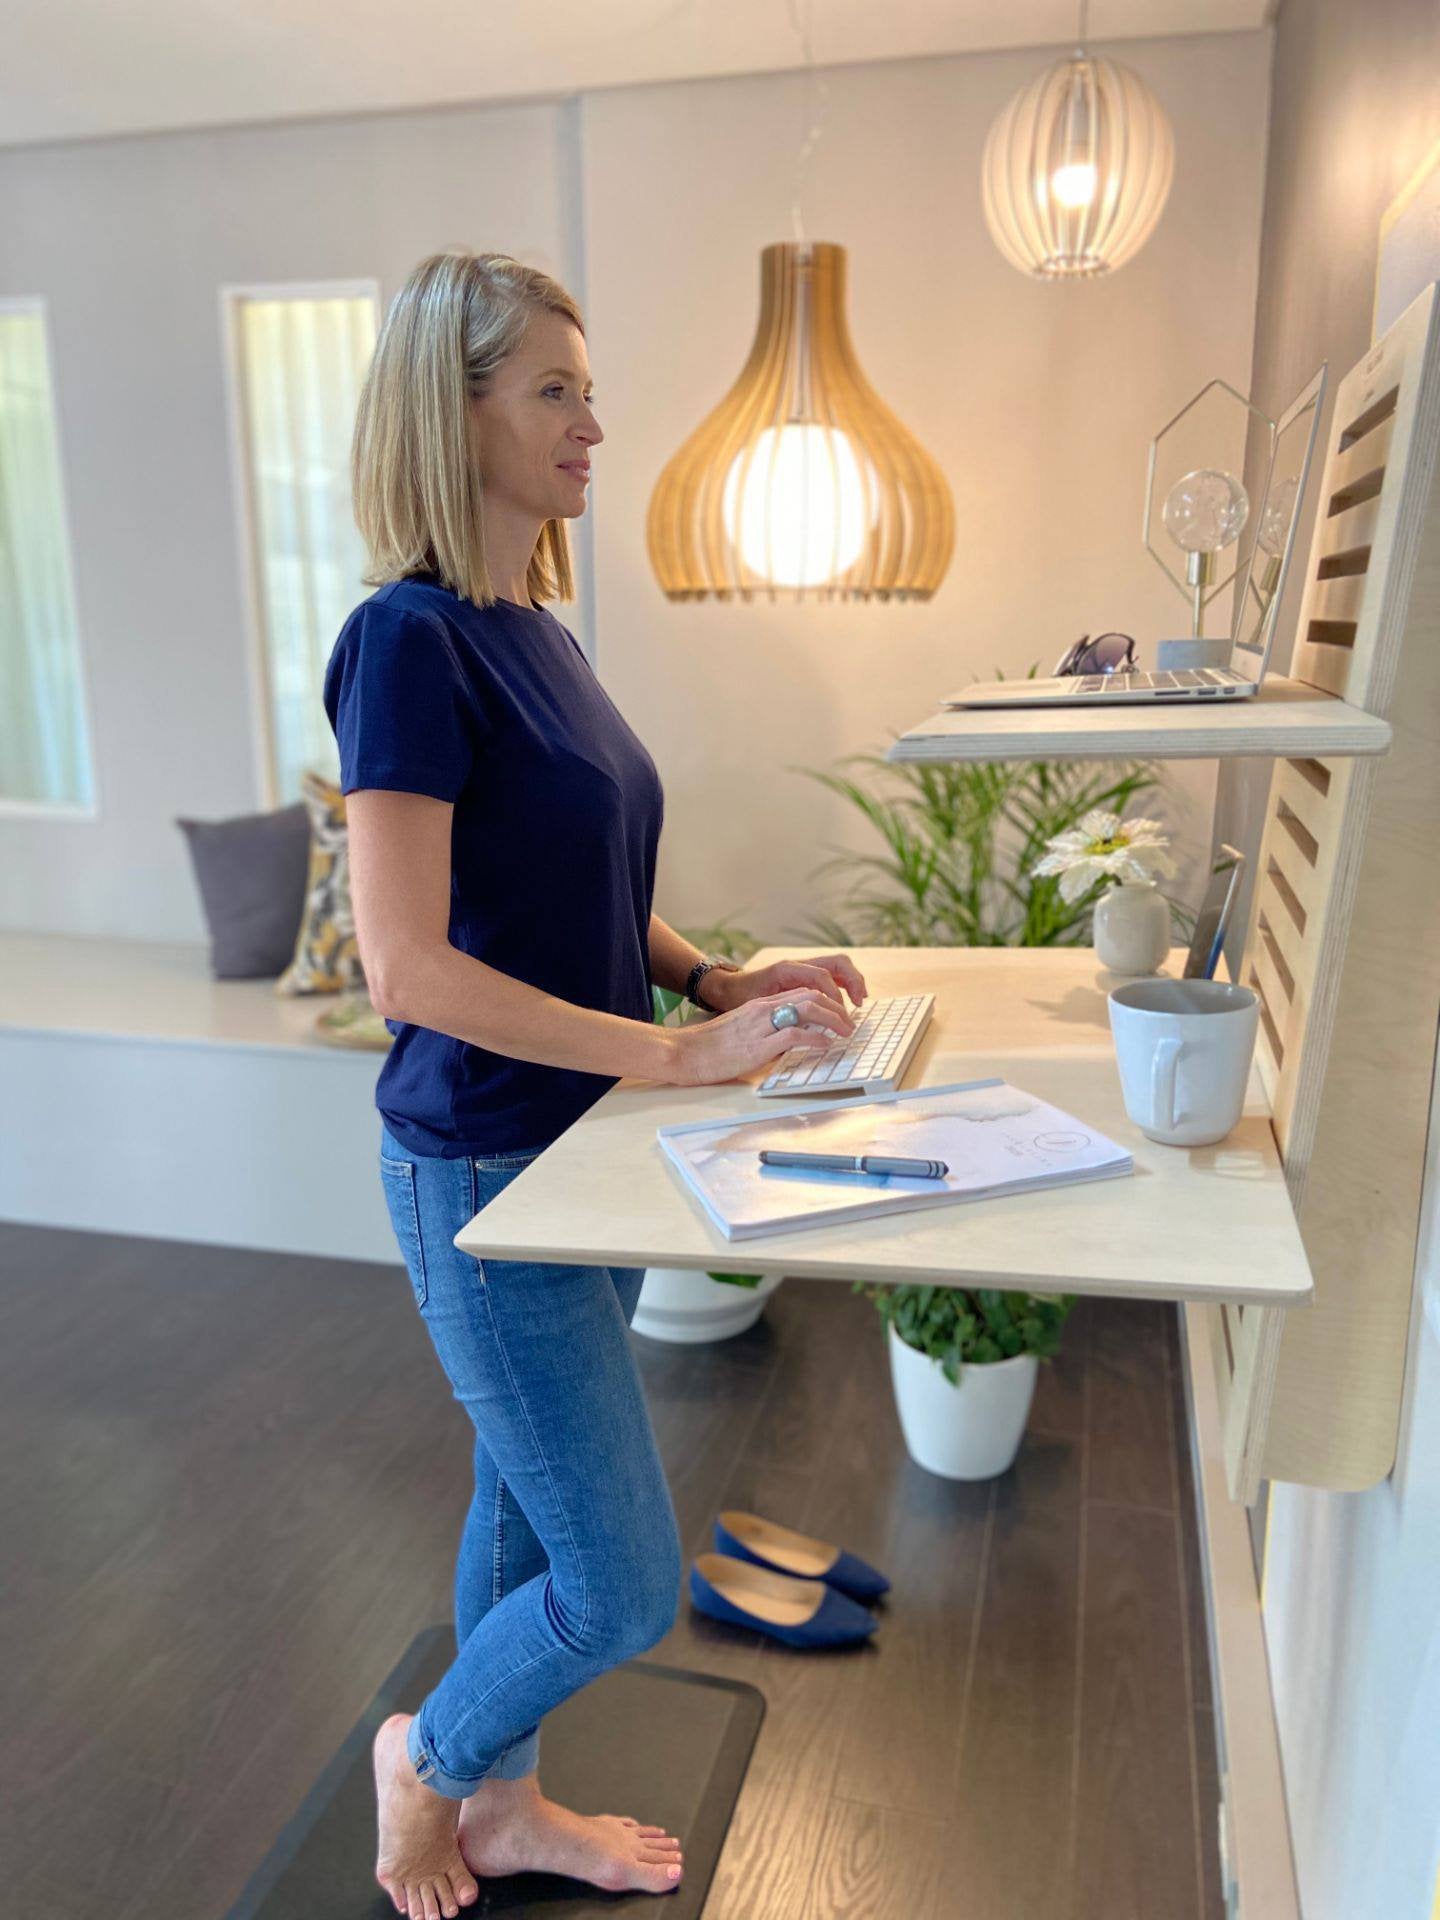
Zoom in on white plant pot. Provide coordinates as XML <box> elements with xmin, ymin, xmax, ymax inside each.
<box><xmin>634</xmin><ymin>1266</ymin><xmax>785</xmax><ymax>1343</ymax></box>
<box><xmin>1092</xmin><ymin>883</ymin><xmax>1170</xmax><ymax>975</ymax></box>
<box><xmin>887</xmin><ymin>1323</ymin><xmax>1039</xmax><ymax>1479</ymax></box>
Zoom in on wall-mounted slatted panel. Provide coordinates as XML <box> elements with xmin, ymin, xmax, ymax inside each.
<box><xmin>1207</xmin><ymin>281</ymin><xmax>1440</xmax><ymax>1501</ymax></box>
<box><xmin>1292</xmin><ymin>379</ymin><xmax>1402</xmax><ymax>704</ymax></box>
<box><xmin>1245</xmin><ymin>753</ymin><xmax>1355</xmax><ymax>1158</ymax></box>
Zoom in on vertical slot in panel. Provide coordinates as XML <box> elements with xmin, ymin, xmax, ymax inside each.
<box><xmin>1256</xmin><ymin>914</ymin><xmax>1296</xmax><ymax>1003</ymax></box>
<box><xmin>1267</xmin><ymin>864</ymin><xmax>1313</xmax><ymax>936</ymax></box>
<box><xmin>1304</xmin><ymin>619</ymin><xmax>1359</xmax><ymax>649</ymax></box>
<box><xmin>1275</xmin><ymin>799</ymin><xmax>1320</xmax><ymax>867</ymax></box>
<box><xmin>1255</xmin><ymin>877</ymin><xmax>1308</xmax><ymax>992</ymax></box>
<box><xmin>1274</xmin><ymin>756</ymin><xmax>1333</xmax><ymax>845</ymax></box>
<box><xmin>1316</xmin><ymin>546</ymin><xmax>1371</xmax><ymax>580</ymax></box>
<box><xmin>1336</xmin><ymin>383</ymin><xmax>1398</xmax><ymax>449</ymax></box>
<box><xmin>1288</xmin><ymin>758</ymin><xmax>1332</xmax><ymax>799</ymax></box>
<box><xmin>1249</xmin><ymin>966</ymin><xmax>1285</xmax><ymax>1067</ymax></box>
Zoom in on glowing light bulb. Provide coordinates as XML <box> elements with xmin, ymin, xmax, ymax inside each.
<box><xmin>721</xmin><ymin>423</ymin><xmax>873</xmax><ymax>588</ymax></box>
<box><xmin>1051</xmin><ymin>161</ymin><xmax>1098</xmax><ymax>208</ymax></box>
<box><xmin>1162</xmin><ymin>468</ymin><xmax>1249</xmax><ymax>554</ymax></box>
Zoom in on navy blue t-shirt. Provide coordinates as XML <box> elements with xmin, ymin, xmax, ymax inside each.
<box><xmin>322</xmin><ymin>574</ymin><xmax>665</xmax><ymax>1157</ymax></box>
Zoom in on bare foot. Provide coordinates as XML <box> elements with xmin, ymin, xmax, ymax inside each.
<box><xmin>372</xmin><ymin>1713</ymin><xmax>481</xmax><ymax>1919</ymax></box>
<box><xmin>458</xmin><ymin>1770</ymin><xmax>684</xmax><ymax>1896</ymax></box>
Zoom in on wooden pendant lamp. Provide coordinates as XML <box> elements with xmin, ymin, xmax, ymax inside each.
<box><xmin>646</xmin><ymin>239</ymin><xmax>954</xmax><ymax>602</ymax></box>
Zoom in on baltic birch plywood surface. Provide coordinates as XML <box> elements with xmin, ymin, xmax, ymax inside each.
<box><xmin>456</xmin><ymin>947</ymin><xmax>1314</xmax><ymax>1309</ymax></box>
<box><xmin>887</xmin><ymin>676</ymin><xmax>1391</xmax><ymax>765</ymax></box>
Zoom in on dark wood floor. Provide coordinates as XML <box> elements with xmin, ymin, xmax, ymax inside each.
<box><xmin>0</xmin><ymin>1221</ymin><xmax>1222</xmax><ymax>1920</ymax></box>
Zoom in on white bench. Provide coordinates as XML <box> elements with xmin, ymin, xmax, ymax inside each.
<box><xmin>0</xmin><ymin>932</ymin><xmax>400</xmax><ymax>1262</ymax></box>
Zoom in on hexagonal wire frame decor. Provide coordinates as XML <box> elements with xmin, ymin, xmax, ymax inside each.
<box><xmin>1143</xmin><ymin>377</ymin><xmax>1277</xmax><ymax>637</ymax></box>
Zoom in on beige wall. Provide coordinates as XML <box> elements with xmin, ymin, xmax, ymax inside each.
<box><xmin>1225</xmin><ymin>3</ymin><xmax>1440</xmax><ymax>1917</ymax></box>
<box><xmin>581</xmin><ymin>34</ymin><xmax>1272</xmax><ymax>947</ymax></box>
<box><xmin>0</xmin><ymin>32</ymin><xmax>1270</xmax><ymax>947</ymax></box>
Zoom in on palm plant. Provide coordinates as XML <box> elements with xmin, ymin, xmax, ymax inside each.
<box><xmin>788</xmin><ymin>742</ymin><xmax>1169</xmax><ymax>949</ymax></box>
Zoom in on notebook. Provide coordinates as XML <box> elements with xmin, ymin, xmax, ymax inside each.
<box><xmin>657</xmin><ymin>1076</ymin><xmax>1133</xmax><ymax>1242</ymax></box>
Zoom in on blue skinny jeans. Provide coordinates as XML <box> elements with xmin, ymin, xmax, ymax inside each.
<box><xmin>378</xmin><ymin>1123</ymin><xmax>683</xmax><ymax>1798</ymax></box>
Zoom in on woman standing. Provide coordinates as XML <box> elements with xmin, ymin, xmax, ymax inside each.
<box><xmin>324</xmin><ymin>251</ymin><xmax>866</xmax><ymax>1920</ymax></box>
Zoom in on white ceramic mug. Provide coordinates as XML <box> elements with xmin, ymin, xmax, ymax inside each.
<box><xmin>1107</xmin><ymin>978</ymin><xmax>1260</xmax><ymax>1146</ymax></box>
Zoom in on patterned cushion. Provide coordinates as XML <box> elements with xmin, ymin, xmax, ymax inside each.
<box><xmin>274</xmin><ymin>770</ymin><xmax>366</xmax><ymax>997</ymax></box>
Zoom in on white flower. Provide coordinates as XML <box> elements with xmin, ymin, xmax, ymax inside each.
<box><xmin>1032</xmin><ymin>808</ymin><xmax>1176</xmax><ymax>904</ymax></box>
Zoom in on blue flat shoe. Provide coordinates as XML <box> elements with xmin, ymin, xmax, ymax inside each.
<box><xmin>689</xmin><ymin>1553</ymin><xmax>878</xmax><ymax>1649</ymax></box>
<box><xmin>713</xmin><ymin>1509</ymin><xmax>891</xmax><ymax>1605</ymax></box>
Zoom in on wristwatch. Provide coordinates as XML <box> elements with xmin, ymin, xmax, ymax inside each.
<box><xmin>684</xmin><ymin>954</ymin><xmax>742</xmax><ymax>1012</ymax></box>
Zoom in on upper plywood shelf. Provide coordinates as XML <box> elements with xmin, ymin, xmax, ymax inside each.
<box><xmin>887</xmin><ymin>676</ymin><xmax>1392</xmax><ymax>765</ymax></box>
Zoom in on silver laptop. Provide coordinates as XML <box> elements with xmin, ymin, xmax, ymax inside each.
<box><xmin>945</xmin><ymin>362</ymin><xmax>1328</xmax><ymax>709</ymax></box>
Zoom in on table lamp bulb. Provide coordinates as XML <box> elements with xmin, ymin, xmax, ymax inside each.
<box><xmin>1162</xmin><ymin>467</ymin><xmax>1249</xmax><ymax>554</ymax></box>
<box><xmin>1258</xmin><ymin>475</ymin><xmax>1299</xmax><ymax>555</ymax></box>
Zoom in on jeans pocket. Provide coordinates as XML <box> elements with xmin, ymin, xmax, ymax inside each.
<box><xmin>380</xmin><ymin>1155</ymin><xmax>428</xmax><ymax>1310</ymax></box>
<box><xmin>468</xmin><ymin>1151</ymin><xmax>545</xmax><ymax>1283</ymax></box>
<box><xmin>471</xmin><ymin>1148</ymin><xmax>547</xmax><ymax>1173</ymax></box>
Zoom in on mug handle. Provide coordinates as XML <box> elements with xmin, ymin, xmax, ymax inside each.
<box><xmin>1151</xmin><ymin>1036</ymin><xmax>1182</xmax><ymax>1132</ymax></box>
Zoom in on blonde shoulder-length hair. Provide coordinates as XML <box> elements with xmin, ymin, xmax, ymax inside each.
<box><xmin>352</xmin><ymin>250</ymin><xmax>583</xmax><ymax>610</ymax></box>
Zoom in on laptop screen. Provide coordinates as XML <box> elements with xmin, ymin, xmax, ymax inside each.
<box><xmin>1228</xmin><ymin>363</ymin><xmax>1328</xmax><ymax>684</ymax></box>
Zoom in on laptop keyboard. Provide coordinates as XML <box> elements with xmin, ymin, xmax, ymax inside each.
<box><xmin>1075</xmin><ymin>667</ymin><xmax>1249</xmax><ymax>692</ymax></box>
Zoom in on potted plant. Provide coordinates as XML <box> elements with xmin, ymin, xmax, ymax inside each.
<box><xmin>855</xmin><ymin>1282</ymin><xmax>1076</xmax><ymax>1477</ymax></box>
<box><xmin>635</xmin><ymin>922</ymin><xmax>787</xmax><ymax>1343</ymax></box>
<box><xmin>791</xmin><ymin>737</ymin><xmax>1164</xmax><ymax>949</ymax></box>
<box><xmin>1032</xmin><ymin>807</ymin><xmax>1177</xmax><ymax>974</ymax></box>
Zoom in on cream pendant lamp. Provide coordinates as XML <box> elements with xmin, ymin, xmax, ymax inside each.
<box><xmin>981</xmin><ymin>0</ymin><xmax>1174</xmax><ymax>280</ymax></box>
<box><xmin>646</xmin><ymin>3</ymin><xmax>953</xmax><ymax>602</ymax></box>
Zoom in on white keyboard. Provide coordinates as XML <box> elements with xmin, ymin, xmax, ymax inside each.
<box><xmin>757</xmin><ymin>992</ymin><xmax>935</xmax><ymax>1098</ymax></box>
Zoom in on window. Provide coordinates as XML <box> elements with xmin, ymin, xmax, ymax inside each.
<box><xmin>223</xmin><ymin>283</ymin><xmax>380</xmax><ymax>805</ymax></box>
<box><xmin>0</xmin><ymin>300</ymin><xmax>95</xmax><ymax>814</ymax></box>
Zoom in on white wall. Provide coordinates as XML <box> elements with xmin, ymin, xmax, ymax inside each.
<box><xmin>0</xmin><ymin>31</ymin><xmax>1271</xmax><ymax>948</ymax></box>
<box><xmin>1262</xmin><ymin>1030</ymin><xmax>1440</xmax><ymax>1919</ymax></box>
<box><xmin>0</xmin><ymin>99</ymin><xmax>584</xmax><ymax>938</ymax></box>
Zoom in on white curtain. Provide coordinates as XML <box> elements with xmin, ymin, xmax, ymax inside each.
<box><xmin>235</xmin><ymin>293</ymin><xmax>378</xmax><ymax>804</ymax></box>
<box><xmin>0</xmin><ymin>307</ymin><xmax>94</xmax><ymax>808</ymax></box>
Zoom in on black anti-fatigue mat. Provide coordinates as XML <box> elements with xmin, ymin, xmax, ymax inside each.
<box><xmin>227</xmin><ymin>1626</ymin><xmax>765</xmax><ymax>1918</ymax></box>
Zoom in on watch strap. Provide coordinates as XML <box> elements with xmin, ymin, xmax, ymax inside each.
<box><xmin>685</xmin><ymin>955</ymin><xmax>741</xmax><ymax>1010</ymax></box>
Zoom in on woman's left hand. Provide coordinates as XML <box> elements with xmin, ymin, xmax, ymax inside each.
<box><xmin>704</xmin><ymin>951</ymin><xmax>868</xmax><ymax>1015</ymax></box>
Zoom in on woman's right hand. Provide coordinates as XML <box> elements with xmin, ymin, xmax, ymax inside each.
<box><xmin>665</xmin><ymin>986</ymin><xmax>857</xmax><ymax>1087</ymax></box>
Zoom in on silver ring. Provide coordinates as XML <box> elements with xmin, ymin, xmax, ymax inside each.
<box><xmin>770</xmin><ymin>1003</ymin><xmax>801</xmax><ymax>1031</ymax></box>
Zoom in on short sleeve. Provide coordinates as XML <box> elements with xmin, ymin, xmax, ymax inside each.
<box><xmin>323</xmin><ymin>599</ymin><xmax>485</xmax><ymax>802</ymax></box>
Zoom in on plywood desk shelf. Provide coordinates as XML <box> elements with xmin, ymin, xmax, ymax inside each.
<box><xmin>886</xmin><ymin>676</ymin><xmax>1392</xmax><ymax>767</ymax></box>
<box><xmin>458</xmin><ymin>946</ymin><xmax>1313</xmax><ymax>1311</ymax></box>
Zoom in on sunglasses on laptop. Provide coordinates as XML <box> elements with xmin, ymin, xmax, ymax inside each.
<box><xmin>1053</xmin><ymin>632</ymin><xmax>1137</xmax><ymax>677</ymax></box>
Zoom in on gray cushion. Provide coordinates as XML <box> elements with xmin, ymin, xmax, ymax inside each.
<box><xmin>176</xmin><ymin>802</ymin><xmax>312</xmax><ymax>979</ymax></box>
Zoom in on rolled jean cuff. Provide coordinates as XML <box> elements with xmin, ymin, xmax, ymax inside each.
<box><xmin>483</xmin><ymin>1725</ymin><xmax>539</xmax><ymax>1781</ymax></box>
<box><xmin>406</xmin><ymin>1712</ymin><xmax>538</xmax><ymax>1798</ymax></box>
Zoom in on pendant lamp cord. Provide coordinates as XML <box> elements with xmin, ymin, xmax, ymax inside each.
<box><xmin>1076</xmin><ymin>0</ymin><xmax>1089</xmax><ymax>51</ymax></box>
<box><xmin>787</xmin><ymin>0</ymin><xmax>827</xmax><ymax>243</ymax></box>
